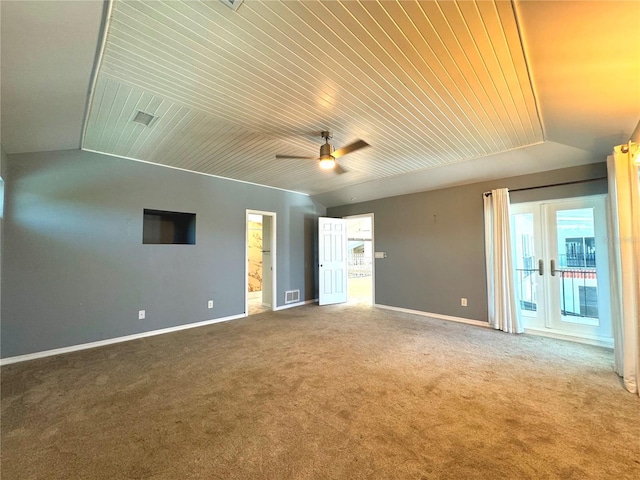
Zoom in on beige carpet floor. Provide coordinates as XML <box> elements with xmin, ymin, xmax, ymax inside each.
<box><xmin>2</xmin><ymin>304</ymin><xmax>639</xmax><ymax>479</ymax></box>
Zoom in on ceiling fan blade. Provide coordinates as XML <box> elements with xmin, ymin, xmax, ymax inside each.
<box><xmin>334</xmin><ymin>163</ymin><xmax>347</xmax><ymax>175</ymax></box>
<box><xmin>275</xmin><ymin>154</ymin><xmax>317</xmax><ymax>160</ymax></box>
<box><xmin>332</xmin><ymin>139</ymin><xmax>369</xmax><ymax>158</ymax></box>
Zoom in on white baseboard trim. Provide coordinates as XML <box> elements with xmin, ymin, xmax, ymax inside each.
<box><xmin>523</xmin><ymin>328</ymin><xmax>614</xmax><ymax>348</ymax></box>
<box><xmin>373</xmin><ymin>304</ymin><xmax>613</xmax><ymax>347</ymax></box>
<box><xmin>0</xmin><ymin>313</ymin><xmax>245</xmax><ymax>366</ymax></box>
<box><xmin>374</xmin><ymin>304</ymin><xmax>491</xmax><ymax>328</ymax></box>
<box><xmin>274</xmin><ymin>299</ymin><xmax>316</xmax><ymax>311</ymax></box>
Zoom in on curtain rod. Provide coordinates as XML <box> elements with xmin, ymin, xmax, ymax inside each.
<box><xmin>483</xmin><ymin>176</ymin><xmax>607</xmax><ymax>197</ymax></box>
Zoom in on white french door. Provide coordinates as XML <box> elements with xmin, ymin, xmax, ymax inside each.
<box><xmin>318</xmin><ymin>217</ymin><xmax>348</xmax><ymax>306</ymax></box>
<box><xmin>511</xmin><ymin>196</ymin><xmax>612</xmax><ymax>344</ymax></box>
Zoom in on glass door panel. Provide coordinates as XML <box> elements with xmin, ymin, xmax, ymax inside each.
<box><xmin>545</xmin><ymin>200</ymin><xmax>612</xmax><ymax>338</ymax></box>
<box><xmin>512</xmin><ymin>210</ymin><xmax>544</xmax><ymax>329</ymax></box>
<box><xmin>553</xmin><ymin>208</ymin><xmax>598</xmax><ymax>325</ymax></box>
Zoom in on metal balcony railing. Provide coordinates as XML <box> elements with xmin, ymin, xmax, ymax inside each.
<box><xmin>348</xmin><ymin>252</ymin><xmax>372</xmax><ymax>278</ymax></box>
<box><xmin>516</xmin><ymin>268</ymin><xmax>538</xmax><ymax>312</ymax></box>
<box><xmin>557</xmin><ymin>269</ymin><xmax>598</xmax><ymax>318</ymax></box>
<box><xmin>515</xmin><ymin>267</ymin><xmax>598</xmax><ymax>319</ymax></box>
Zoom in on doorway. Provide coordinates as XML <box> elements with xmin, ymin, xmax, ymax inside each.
<box><xmin>346</xmin><ymin>214</ymin><xmax>374</xmax><ymax>305</ymax></box>
<box><xmin>317</xmin><ymin>214</ymin><xmax>375</xmax><ymax>306</ymax></box>
<box><xmin>246</xmin><ymin>210</ymin><xmax>276</xmax><ymax>316</ymax></box>
<box><xmin>511</xmin><ymin>196</ymin><xmax>612</xmax><ymax>345</ymax></box>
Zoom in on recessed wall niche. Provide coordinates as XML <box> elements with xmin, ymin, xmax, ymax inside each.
<box><xmin>143</xmin><ymin>209</ymin><xmax>196</xmax><ymax>245</ymax></box>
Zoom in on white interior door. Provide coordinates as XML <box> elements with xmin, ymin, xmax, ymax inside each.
<box><xmin>318</xmin><ymin>217</ymin><xmax>347</xmax><ymax>306</ymax></box>
<box><xmin>511</xmin><ymin>196</ymin><xmax>612</xmax><ymax>344</ymax></box>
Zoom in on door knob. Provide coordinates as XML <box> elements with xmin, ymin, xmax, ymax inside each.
<box><xmin>550</xmin><ymin>259</ymin><xmax>557</xmax><ymax>276</ymax></box>
<box><xmin>538</xmin><ymin>259</ymin><xmax>544</xmax><ymax>276</ymax></box>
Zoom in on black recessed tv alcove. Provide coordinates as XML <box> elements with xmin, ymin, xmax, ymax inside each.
<box><xmin>143</xmin><ymin>209</ymin><xmax>196</xmax><ymax>245</ymax></box>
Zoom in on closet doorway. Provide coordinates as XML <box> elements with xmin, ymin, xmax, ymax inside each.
<box><xmin>246</xmin><ymin>210</ymin><xmax>276</xmax><ymax>316</ymax></box>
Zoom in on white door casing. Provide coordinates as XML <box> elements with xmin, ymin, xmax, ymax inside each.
<box><xmin>318</xmin><ymin>217</ymin><xmax>348</xmax><ymax>306</ymax></box>
<box><xmin>261</xmin><ymin>215</ymin><xmax>273</xmax><ymax>308</ymax></box>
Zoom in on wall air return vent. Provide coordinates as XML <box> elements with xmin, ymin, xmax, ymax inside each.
<box><xmin>219</xmin><ymin>0</ymin><xmax>244</xmax><ymax>12</ymax></box>
<box><xmin>132</xmin><ymin>111</ymin><xmax>156</xmax><ymax>127</ymax></box>
<box><xmin>285</xmin><ymin>290</ymin><xmax>300</xmax><ymax>304</ymax></box>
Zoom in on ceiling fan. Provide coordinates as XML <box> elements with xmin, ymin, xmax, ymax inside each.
<box><xmin>275</xmin><ymin>131</ymin><xmax>369</xmax><ymax>174</ymax></box>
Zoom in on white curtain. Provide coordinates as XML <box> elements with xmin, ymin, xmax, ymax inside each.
<box><xmin>484</xmin><ymin>188</ymin><xmax>523</xmax><ymax>333</ymax></box>
<box><xmin>607</xmin><ymin>142</ymin><xmax>640</xmax><ymax>395</ymax></box>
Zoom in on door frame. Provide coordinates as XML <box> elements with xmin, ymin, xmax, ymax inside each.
<box><xmin>344</xmin><ymin>213</ymin><xmax>375</xmax><ymax>305</ymax></box>
<box><xmin>511</xmin><ymin>195</ymin><xmax>613</xmax><ymax>346</ymax></box>
<box><xmin>245</xmin><ymin>210</ymin><xmax>277</xmax><ymax>315</ymax></box>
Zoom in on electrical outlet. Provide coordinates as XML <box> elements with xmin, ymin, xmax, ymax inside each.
<box><xmin>461</xmin><ymin>298</ymin><xmax>467</xmax><ymax>307</ymax></box>
<box><xmin>207</xmin><ymin>300</ymin><xmax>214</xmax><ymax>309</ymax></box>
<box><xmin>138</xmin><ymin>310</ymin><xmax>146</xmax><ymax>319</ymax></box>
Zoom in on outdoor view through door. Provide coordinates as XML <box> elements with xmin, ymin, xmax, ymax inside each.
<box><xmin>511</xmin><ymin>197</ymin><xmax>612</xmax><ymax>345</ymax></box>
<box><xmin>347</xmin><ymin>215</ymin><xmax>373</xmax><ymax>304</ymax></box>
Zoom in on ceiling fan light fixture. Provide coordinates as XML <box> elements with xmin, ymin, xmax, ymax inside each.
<box><xmin>319</xmin><ymin>155</ymin><xmax>336</xmax><ymax>170</ymax></box>
<box><xmin>275</xmin><ymin>130</ymin><xmax>366</xmax><ymax>174</ymax></box>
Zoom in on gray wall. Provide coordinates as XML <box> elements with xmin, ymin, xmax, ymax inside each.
<box><xmin>1</xmin><ymin>144</ymin><xmax>7</xmax><ymax>177</ymax></box>
<box><xmin>328</xmin><ymin>163</ymin><xmax>607</xmax><ymax>322</ymax></box>
<box><xmin>1</xmin><ymin>149</ymin><xmax>325</xmax><ymax>358</ymax></box>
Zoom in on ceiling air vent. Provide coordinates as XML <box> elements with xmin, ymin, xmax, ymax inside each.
<box><xmin>132</xmin><ymin>111</ymin><xmax>156</xmax><ymax>127</ymax></box>
<box><xmin>219</xmin><ymin>0</ymin><xmax>244</xmax><ymax>12</ymax></box>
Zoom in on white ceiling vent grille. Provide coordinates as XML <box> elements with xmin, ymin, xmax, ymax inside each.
<box><xmin>132</xmin><ymin>111</ymin><xmax>156</xmax><ymax>127</ymax></box>
<box><xmin>285</xmin><ymin>290</ymin><xmax>300</xmax><ymax>305</ymax></box>
<box><xmin>219</xmin><ymin>0</ymin><xmax>244</xmax><ymax>12</ymax></box>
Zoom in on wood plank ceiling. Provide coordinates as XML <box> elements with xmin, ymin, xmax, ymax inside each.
<box><xmin>83</xmin><ymin>0</ymin><xmax>543</xmax><ymax>195</ymax></box>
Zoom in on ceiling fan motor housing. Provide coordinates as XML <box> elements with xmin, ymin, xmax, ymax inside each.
<box><xmin>320</xmin><ymin>141</ymin><xmax>334</xmax><ymax>159</ymax></box>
